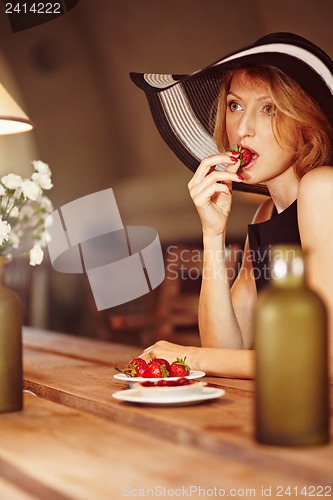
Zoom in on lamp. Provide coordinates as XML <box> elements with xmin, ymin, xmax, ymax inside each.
<box><xmin>0</xmin><ymin>82</ymin><xmax>33</xmax><ymax>134</ymax></box>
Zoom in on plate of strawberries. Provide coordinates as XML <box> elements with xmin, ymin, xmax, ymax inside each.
<box><xmin>114</xmin><ymin>356</ymin><xmax>205</xmax><ymax>388</ymax></box>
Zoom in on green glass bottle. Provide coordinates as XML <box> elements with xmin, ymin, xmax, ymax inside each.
<box><xmin>254</xmin><ymin>245</ymin><xmax>329</xmax><ymax>446</ymax></box>
<box><xmin>0</xmin><ymin>260</ymin><xmax>23</xmax><ymax>413</ymax></box>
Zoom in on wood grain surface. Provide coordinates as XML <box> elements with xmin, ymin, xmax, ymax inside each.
<box><xmin>0</xmin><ymin>326</ymin><xmax>331</xmax><ymax>499</ymax></box>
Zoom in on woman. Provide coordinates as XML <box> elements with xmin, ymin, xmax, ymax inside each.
<box><xmin>130</xmin><ymin>33</ymin><xmax>333</xmax><ymax>379</ymax></box>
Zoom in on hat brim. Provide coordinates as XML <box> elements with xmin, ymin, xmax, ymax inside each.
<box><xmin>131</xmin><ymin>33</ymin><xmax>333</xmax><ymax>196</ymax></box>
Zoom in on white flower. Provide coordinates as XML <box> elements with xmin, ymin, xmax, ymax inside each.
<box><xmin>29</xmin><ymin>244</ymin><xmax>44</xmax><ymax>266</ymax></box>
<box><xmin>0</xmin><ymin>219</ymin><xmax>11</xmax><ymax>245</ymax></box>
<box><xmin>32</xmin><ymin>171</ymin><xmax>53</xmax><ymax>190</ymax></box>
<box><xmin>32</xmin><ymin>160</ymin><xmax>51</xmax><ymax>175</ymax></box>
<box><xmin>0</xmin><ymin>161</ymin><xmax>53</xmax><ymax>265</ymax></box>
<box><xmin>1</xmin><ymin>173</ymin><xmax>23</xmax><ymax>190</ymax></box>
<box><xmin>21</xmin><ymin>180</ymin><xmax>41</xmax><ymax>201</ymax></box>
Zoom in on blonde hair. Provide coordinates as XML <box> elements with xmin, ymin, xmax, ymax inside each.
<box><xmin>213</xmin><ymin>66</ymin><xmax>333</xmax><ymax>178</ymax></box>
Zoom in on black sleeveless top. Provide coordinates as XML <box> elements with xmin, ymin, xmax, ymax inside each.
<box><xmin>248</xmin><ymin>199</ymin><xmax>301</xmax><ymax>292</ymax></box>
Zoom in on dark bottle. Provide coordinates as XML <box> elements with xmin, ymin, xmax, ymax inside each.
<box><xmin>254</xmin><ymin>245</ymin><xmax>329</xmax><ymax>446</ymax></box>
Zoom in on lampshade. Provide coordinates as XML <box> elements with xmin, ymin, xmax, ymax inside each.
<box><xmin>0</xmin><ymin>82</ymin><xmax>33</xmax><ymax>134</ymax></box>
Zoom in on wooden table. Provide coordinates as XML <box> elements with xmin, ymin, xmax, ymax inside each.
<box><xmin>0</xmin><ymin>326</ymin><xmax>332</xmax><ymax>499</ymax></box>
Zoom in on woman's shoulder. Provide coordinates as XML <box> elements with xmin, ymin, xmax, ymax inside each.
<box><xmin>250</xmin><ymin>197</ymin><xmax>274</xmax><ymax>224</ymax></box>
<box><xmin>299</xmin><ymin>166</ymin><xmax>333</xmax><ymax>198</ymax></box>
<box><xmin>298</xmin><ymin>166</ymin><xmax>333</xmax><ymax>232</ymax></box>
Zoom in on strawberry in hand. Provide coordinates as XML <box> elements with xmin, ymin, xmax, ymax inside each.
<box><xmin>169</xmin><ymin>357</ymin><xmax>191</xmax><ymax>377</ymax></box>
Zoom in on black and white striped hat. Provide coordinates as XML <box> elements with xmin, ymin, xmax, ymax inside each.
<box><xmin>130</xmin><ymin>33</ymin><xmax>333</xmax><ymax>196</ymax></box>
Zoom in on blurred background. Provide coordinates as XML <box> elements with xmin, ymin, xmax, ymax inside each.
<box><xmin>0</xmin><ymin>0</ymin><xmax>332</xmax><ymax>345</ymax></box>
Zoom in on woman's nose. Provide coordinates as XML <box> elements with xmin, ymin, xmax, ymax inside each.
<box><xmin>237</xmin><ymin>108</ymin><xmax>255</xmax><ymax>138</ymax></box>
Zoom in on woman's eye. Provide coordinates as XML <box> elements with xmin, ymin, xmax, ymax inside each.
<box><xmin>263</xmin><ymin>104</ymin><xmax>275</xmax><ymax>115</ymax></box>
<box><xmin>228</xmin><ymin>101</ymin><xmax>242</xmax><ymax>112</ymax></box>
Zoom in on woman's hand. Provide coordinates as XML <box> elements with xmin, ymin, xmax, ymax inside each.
<box><xmin>188</xmin><ymin>153</ymin><xmax>243</xmax><ymax>237</ymax></box>
<box><xmin>140</xmin><ymin>340</ymin><xmax>199</xmax><ymax>368</ymax></box>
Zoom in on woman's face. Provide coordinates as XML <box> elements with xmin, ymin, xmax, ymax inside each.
<box><xmin>225</xmin><ymin>71</ymin><xmax>296</xmax><ymax>186</ymax></box>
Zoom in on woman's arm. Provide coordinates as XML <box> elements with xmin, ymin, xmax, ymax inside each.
<box><xmin>187</xmin><ymin>152</ymin><xmax>257</xmax><ymax>350</ymax></box>
<box><xmin>141</xmin><ymin>340</ymin><xmax>255</xmax><ymax>379</ymax></box>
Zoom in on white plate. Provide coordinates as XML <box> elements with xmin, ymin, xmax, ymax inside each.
<box><xmin>113</xmin><ymin>370</ymin><xmax>206</xmax><ymax>388</ymax></box>
<box><xmin>112</xmin><ymin>386</ymin><xmax>225</xmax><ymax>406</ymax></box>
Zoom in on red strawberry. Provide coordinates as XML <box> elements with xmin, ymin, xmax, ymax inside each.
<box><xmin>169</xmin><ymin>357</ymin><xmax>191</xmax><ymax>377</ymax></box>
<box><xmin>240</xmin><ymin>148</ymin><xmax>252</xmax><ymax>167</ymax></box>
<box><xmin>122</xmin><ymin>357</ymin><xmax>147</xmax><ymax>377</ymax></box>
<box><xmin>143</xmin><ymin>360</ymin><xmax>169</xmax><ymax>378</ymax></box>
<box><xmin>149</xmin><ymin>356</ymin><xmax>171</xmax><ymax>372</ymax></box>
<box><xmin>232</xmin><ymin>144</ymin><xmax>252</xmax><ymax>167</ymax></box>
<box><xmin>128</xmin><ymin>357</ymin><xmax>146</xmax><ymax>367</ymax></box>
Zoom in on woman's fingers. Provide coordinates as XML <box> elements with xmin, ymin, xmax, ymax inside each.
<box><xmin>189</xmin><ymin>169</ymin><xmax>243</xmax><ymax>202</ymax></box>
<box><xmin>140</xmin><ymin>341</ymin><xmax>176</xmax><ymax>363</ymax></box>
<box><xmin>192</xmin><ymin>180</ymin><xmax>232</xmax><ymax>207</ymax></box>
<box><xmin>186</xmin><ymin>153</ymin><xmax>244</xmax><ymax>227</ymax></box>
<box><xmin>188</xmin><ymin>153</ymin><xmax>239</xmax><ymax>189</ymax></box>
